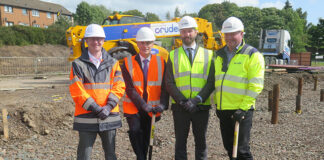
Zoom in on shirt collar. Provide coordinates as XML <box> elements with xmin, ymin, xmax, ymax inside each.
<box><xmin>183</xmin><ymin>42</ymin><xmax>197</xmax><ymax>51</ymax></box>
<box><xmin>88</xmin><ymin>51</ymin><xmax>102</xmax><ymax>62</ymax></box>
<box><xmin>139</xmin><ymin>54</ymin><xmax>151</xmax><ymax>62</ymax></box>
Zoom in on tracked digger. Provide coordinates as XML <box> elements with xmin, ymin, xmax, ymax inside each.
<box><xmin>66</xmin><ymin>13</ymin><xmax>226</xmax><ymax>62</ymax></box>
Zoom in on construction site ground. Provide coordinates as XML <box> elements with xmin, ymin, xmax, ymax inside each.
<box><xmin>0</xmin><ymin>45</ymin><xmax>323</xmax><ymax>159</ymax></box>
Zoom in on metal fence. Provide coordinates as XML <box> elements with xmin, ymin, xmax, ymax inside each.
<box><xmin>0</xmin><ymin>57</ymin><xmax>71</xmax><ymax>77</ymax></box>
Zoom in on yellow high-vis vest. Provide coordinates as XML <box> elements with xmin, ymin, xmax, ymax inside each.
<box><xmin>214</xmin><ymin>43</ymin><xmax>265</xmax><ymax>111</ymax></box>
<box><xmin>170</xmin><ymin>46</ymin><xmax>213</xmax><ymax>105</ymax></box>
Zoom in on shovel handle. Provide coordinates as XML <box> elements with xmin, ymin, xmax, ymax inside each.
<box><xmin>148</xmin><ymin>114</ymin><xmax>156</xmax><ymax>160</ymax></box>
<box><xmin>232</xmin><ymin>121</ymin><xmax>240</xmax><ymax>159</ymax></box>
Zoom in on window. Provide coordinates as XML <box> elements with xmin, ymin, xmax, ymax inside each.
<box><xmin>44</xmin><ymin>25</ymin><xmax>48</xmax><ymax>28</ymax></box>
<box><xmin>47</xmin><ymin>12</ymin><xmax>51</xmax><ymax>18</ymax></box>
<box><xmin>5</xmin><ymin>22</ymin><xmax>14</xmax><ymax>26</ymax></box>
<box><xmin>22</xmin><ymin>9</ymin><xmax>27</xmax><ymax>15</ymax></box>
<box><xmin>4</xmin><ymin>6</ymin><xmax>13</xmax><ymax>13</ymax></box>
<box><xmin>33</xmin><ymin>24</ymin><xmax>40</xmax><ymax>27</ymax></box>
<box><xmin>18</xmin><ymin>22</ymin><xmax>28</xmax><ymax>26</ymax></box>
<box><xmin>32</xmin><ymin>10</ymin><xmax>39</xmax><ymax>17</ymax></box>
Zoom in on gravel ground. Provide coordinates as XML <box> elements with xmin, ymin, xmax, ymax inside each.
<box><xmin>0</xmin><ymin>72</ymin><xmax>323</xmax><ymax>160</ymax></box>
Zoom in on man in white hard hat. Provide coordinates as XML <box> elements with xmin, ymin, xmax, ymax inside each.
<box><xmin>165</xmin><ymin>16</ymin><xmax>215</xmax><ymax>160</ymax></box>
<box><xmin>214</xmin><ymin>16</ymin><xmax>264</xmax><ymax>160</ymax></box>
<box><xmin>69</xmin><ymin>24</ymin><xmax>125</xmax><ymax>160</ymax></box>
<box><xmin>121</xmin><ymin>27</ymin><xmax>169</xmax><ymax>160</ymax></box>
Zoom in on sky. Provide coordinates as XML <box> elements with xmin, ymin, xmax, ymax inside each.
<box><xmin>42</xmin><ymin>0</ymin><xmax>323</xmax><ymax>25</ymax></box>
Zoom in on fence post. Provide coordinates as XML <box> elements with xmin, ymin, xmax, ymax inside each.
<box><xmin>296</xmin><ymin>78</ymin><xmax>303</xmax><ymax>114</ymax></box>
<box><xmin>271</xmin><ymin>84</ymin><xmax>280</xmax><ymax>124</ymax></box>
<box><xmin>268</xmin><ymin>90</ymin><xmax>273</xmax><ymax>111</ymax></box>
<box><xmin>314</xmin><ymin>77</ymin><xmax>318</xmax><ymax>91</ymax></box>
<box><xmin>320</xmin><ymin>89</ymin><xmax>324</xmax><ymax>102</ymax></box>
<box><xmin>2</xmin><ymin>109</ymin><xmax>9</xmax><ymax>140</ymax></box>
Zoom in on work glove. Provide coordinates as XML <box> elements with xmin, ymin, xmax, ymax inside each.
<box><xmin>183</xmin><ymin>96</ymin><xmax>201</xmax><ymax>113</ymax></box>
<box><xmin>88</xmin><ymin>103</ymin><xmax>103</xmax><ymax>114</ymax></box>
<box><xmin>97</xmin><ymin>104</ymin><xmax>113</xmax><ymax>120</ymax></box>
<box><xmin>141</xmin><ymin>104</ymin><xmax>153</xmax><ymax>113</ymax></box>
<box><xmin>179</xmin><ymin>100</ymin><xmax>187</xmax><ymax>107</ymax></box>
<box><xmin>232</xmin><ymin>109</ymin><xmax>246</xmax><ymax>123</ymax></box>
<box><xmin>152</xmin><ymin>104</ymin><xmax>165</xmax><ymax>114</ymax></box>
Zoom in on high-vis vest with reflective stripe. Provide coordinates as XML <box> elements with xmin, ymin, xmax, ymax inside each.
<box><xmin>123</xmin><ymin>54</ymin><xmax>165</xmax><ymax>117</ymax></box>
<box><xmin>169</xmin><ymin>46</ymin><xmax>213</xmax><ymax>105</ymax></box>
<box><xmin>69</xmin><ymin>50</ymin><xmax>125</xmax><ymax>132</ymax></box>
<box><xmin>214</xmin><ymin>44</ymin><xmax>265</xmax><ymax>111</ymax></box>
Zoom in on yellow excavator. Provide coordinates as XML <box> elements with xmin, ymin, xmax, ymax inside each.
<box><xmin>66</xmin><ymin>13</ymin><xmax>226</xmax><ymax>62</ymax></box>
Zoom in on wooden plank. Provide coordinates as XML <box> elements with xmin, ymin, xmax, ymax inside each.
<box><xmin>2</xmin><ymin>109</ymin><xmax>9</xmax><ymax>140</ymax></box>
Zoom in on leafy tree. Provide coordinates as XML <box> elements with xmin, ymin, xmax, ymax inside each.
<box><xmin>284</xmin><ymin>0</ymin><xmax>292</xmax><ymax>10</ymax></box>
<box><xmin>174</xmin><ymin>6</ymin><xmax>181</xmax><ymax>18</ymax></box>
<box><xmin>166</xmin><ymin>11</ymin><xmax>171</xmax><ymax>20</ymax></box>
<box><xmin>308</xmin><ymin>19</ymin><xmax>324</xmax><ymax>52</ymax></box>
<box><xmin>146</xmin><ymin>12</ymin><xmax>160</xmax><ymax>22</ymax></box>
<box><xmin>123</xmin><ymin>9</ymin><xmax>145</xmax><ymax>17</ymax></box>
<box><xmin>74</xmin><ymin>2</ymin><xmax>93</xmax><ymax>25</ymax></box>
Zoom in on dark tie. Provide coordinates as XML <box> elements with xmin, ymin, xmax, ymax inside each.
<box><xmin>143</xmin><ymin>59</ymin><xmax>149</xmax><ymax>81</ymax></box>
<box><xmin>187</xmin><ymin>48</ymin><xmax>193</xmax><ymax>65</ymax></box>
<box><xmin>143</xmin><ymin>59</ymin><xmax>149</xmax><ymax>102</ymax></box>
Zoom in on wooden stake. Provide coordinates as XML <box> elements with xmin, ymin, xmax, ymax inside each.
<box><xmin>271</xmin><ymin>84</ymin><xmax>280</xmax><ymax>124</ymax></box>
<box><xmin>295</xmin><ymin>95</ymin><xmax>302</xmax><ymax>114</ymax></box>
<box><xmin>2</xmin><ymin>109</ymin><xmax>9</xmax><ymax>140</ymax></box>
<box><xmin>298</xmin><ymin>78</ymin><xmax>303</xmax><ymax>95</ymax></box>
<box><xmin>268</xmin><ymin>90</ymin><xmax>273</xmax><ymax>112</ymax></box>
<box><xmin>320</xmin><ymin>89</ymin><xmax>324</xmax><ymax>102</ymax></box>
<box><xmin>314</xmin><ymin>77</ymin><xmax>318</xmax><ymax>91</ymax></box>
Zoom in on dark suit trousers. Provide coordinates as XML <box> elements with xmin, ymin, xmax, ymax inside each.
<box><xmin>216</xmin><ymin>109</ymin><xmax>254</xmax><ymax>160</ymax></box>
<box><xmin>126</xmin><ymin>113</ymin><xmax>152</xmax><ymax>160</ymax></box>
<box><xmin>173</xmin><ymin>109</ymin><xmax>210</xmax><ymax>160</ymax></box>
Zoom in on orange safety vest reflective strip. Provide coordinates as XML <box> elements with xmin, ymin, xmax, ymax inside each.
<box><xmin>70</xmin><ymin>58</ymin><xmax>125</xmax><ymax>116</ymax></box>
<box><xmin>123</xmin><ymin>54</ymin><xmax>164</xmax><ymax>117</ymax></box>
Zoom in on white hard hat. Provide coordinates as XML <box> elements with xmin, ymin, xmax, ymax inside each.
<box><xmin>221</xmin><ymin>17</ymin><xmax>244</xmax><ymax>33</ymax></box>
<box><xmin>178</xmin><ymin>16</ymin><xmax>198</xmax><ymax>30</ymax></box>
<box><xmin>84</xmin><ymin>24</ymin><xmax>106</xmax><ymax>38</ymax></box>
<box><xmin>136</xmin><ymin>27</ymin><xmax>156</xmax><ymax>41</ymax></box>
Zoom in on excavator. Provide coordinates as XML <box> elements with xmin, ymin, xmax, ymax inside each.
<box><xmin>66</xmin><ymin>13</ymin><xmax>226</xmax><ymax>62</ymax></box>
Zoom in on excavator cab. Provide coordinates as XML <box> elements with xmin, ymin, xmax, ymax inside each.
<box><xmin>102</xmin><ymin>14</ymin><xmax>145</xmax><ymax>25</ymax></box>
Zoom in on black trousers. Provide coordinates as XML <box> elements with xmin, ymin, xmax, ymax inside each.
<box><xmin>77</xmin><ymin>130</ymin><xmax>117</xmax><ymax>160</ymax></box>
<box><xmin>216</xmin><ymin>109</ymin><xmax>254</xmax><ymax>160</ymax></box>
<box><xmin>173</xmin><ymin>110</ymin><xmax>210</xmax><ymax>160</ymax></box>
<box><xmin>126</xmin><ymin>113</ymin><xmax>152</xmax><ymax>160</ymax></box>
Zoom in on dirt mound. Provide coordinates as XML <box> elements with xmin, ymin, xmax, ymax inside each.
<box><xmin>0</xmin><ymin>44</ymin><xmax>69</xmax><ymax>57</ymax></box>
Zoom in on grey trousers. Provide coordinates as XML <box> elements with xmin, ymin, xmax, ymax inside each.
<box><xmin>173</xmin><ymin>110</ymin><xmax>210</xmax><ymax>160</ymax></box>
<box><xmin>77</xmin><ymin>130</ymin><xmax>117</xmax><ymax>160</ymax></box>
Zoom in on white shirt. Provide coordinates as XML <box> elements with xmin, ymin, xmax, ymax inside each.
<box><xmin>183</xmin><ymin>42</ymin><xmax>197</xmax><ymax>62</ymax></box>
<box><xmin>139</xmin><ymin>54</ymin><xmax>151</xmax><ymax>69</ymax></box>
<box><xmin>88</xmin><ymin>51</ymin><xmax>102</xmax><ymax>69</ymax></box>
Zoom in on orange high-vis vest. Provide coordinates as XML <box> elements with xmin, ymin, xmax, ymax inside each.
<box><xmin>70</xmin><ymin>58</ymin><xmax>125</xmax><ymax>117</ymax></box>
<box><xmin>123</xmin><ymin>54</ymin><xmax>165</xmax><ymax>117</ymax></box>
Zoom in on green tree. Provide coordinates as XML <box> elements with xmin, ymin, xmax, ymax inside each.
<box><xmin>284</xmin><ymin>0</ymin><xmax>292</xmax><ymax>10</ymax></box>
<box><xmin>308</xmin><ymin>19</ymin><xmax>324</xmax><ymax>52</ymax></box>
<box><xmin>123</xmin><ymin>9</ymin><xmax>145</xmax><ymax>17</ymax></box>
<box><xmin>74</xmin><ymin>2</ymin><xmax>93</xmax><ymax>25</ymax></box>
<box><xmin>174</xmin><ymin>6</ymin><xmax>181</xmax><ymax>18</ymax></box>
<box><xmin>166</xmin><ymin>11</ymin><xmax>171</xmax><ymax>20</ymax></box>
<box><xmin>146</xmin><ymin>12</ymin><xmax>160</xmax><ymax>22</ymax></box>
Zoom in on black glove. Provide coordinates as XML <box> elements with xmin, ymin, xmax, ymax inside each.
<box><xmin>88</xmin><ymin>103</ymin><xmax>103</xmax><ymax>114</ymax></box>
<box><xmin>179</xmin><ymin>100</ymin><xmax>187</xmax><ymax>107</ymax></box>
<box><xmin>97</xmin><ymin>105</ymin><xmax>113</xmax><ymax>120</ymax></box>
<box><xmin>233</xmin><ymin>109</ymin><xmax>246</xmax><ymax>122</ymax></box>
<box><xmin>141</xmin><ymin>104</ymin><xmax>153</xmax><ymax>113</ymax></box>
<box><xmin>184</xmin><ymin>96</ymin><xmax>201</xmax><ymax>113</ymax></box>
<box><xmin>152</xmin><ymin>104</ymin><xmax>165</xmax><ymax>114</ymax></box>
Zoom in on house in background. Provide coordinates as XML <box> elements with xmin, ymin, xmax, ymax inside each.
<box><xmin>0</xmin><ymin>0</ymin><xmax>72</xmax><ymax>28</ymax></box>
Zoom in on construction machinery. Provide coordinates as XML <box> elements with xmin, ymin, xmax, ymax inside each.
<box><xmin>66</xmin><ymin>13</ymin><xmax>226</xmax><ymax>62</ymax></box>
<box><xmin>258</xmin><ymin>29</ymin><xmax>292</xmax><ymax>65</ymax></box>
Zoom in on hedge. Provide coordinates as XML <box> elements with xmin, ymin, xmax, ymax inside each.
<box><xmin>0</xmin><ymin>25</ymin><xmax>67</xmax><ymax>47</ymax></box>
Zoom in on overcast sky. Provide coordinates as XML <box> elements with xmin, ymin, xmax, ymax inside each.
<box><xmin>42</xmin><ymin>0</ymin><xmax>323</xmax><ymax>25</ymax></box>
